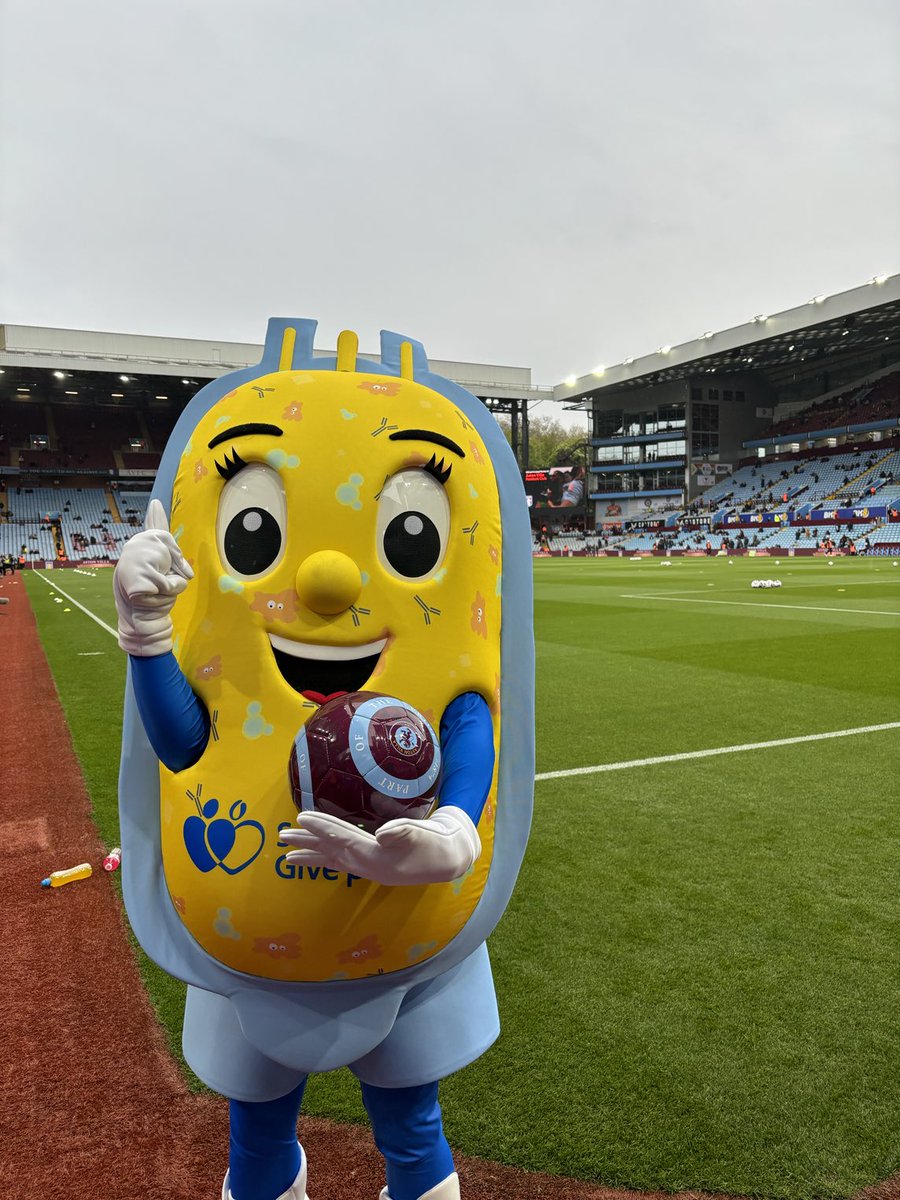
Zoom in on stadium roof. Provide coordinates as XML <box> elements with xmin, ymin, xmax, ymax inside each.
<box><xmin>0</xmin><ymin>325</ymin><xmax>549</xmax><ymax>405</ymax></box>
<box><xmin>554</xmin><ymin>275</ymin><xmax>900</xmax><ymax>407</ymax></box>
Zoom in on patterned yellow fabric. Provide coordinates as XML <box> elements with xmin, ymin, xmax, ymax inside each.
<box><xmin>162</xmin><ymin>367</ymin><xmax>502</xmax><ymax>981</ymax></box>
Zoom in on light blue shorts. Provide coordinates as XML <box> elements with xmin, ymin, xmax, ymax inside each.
<box><xmin>182</xmin><ymin>942</ymin><xmax>499</xmax><ymax>1102</ymax></box>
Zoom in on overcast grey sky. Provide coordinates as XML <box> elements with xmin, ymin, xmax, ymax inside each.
<box><xmin>2</xmin><ymin>0</ymin><xmax>898</xmax><ymax>388</ymax></box>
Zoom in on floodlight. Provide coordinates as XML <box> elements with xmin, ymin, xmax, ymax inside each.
<box><xmin>659</xmin><ymin>345</ymin><xmax>671</xmax><ymax>354</ymax></box>
<box><xmin>54</xmin><ymin>370</ymin><xmax>66</xmax><ymax>379</ymax></box>
<box><xmin>810</xmin><ymin>295</ymin><xmax>826</xmax><ymax>304</ymax></box>
<box><xmin>871</xmin><ymin>274</ymin><xmax>888</xmax><ymax>284</ymax></box>
<box><xmin>564</xmin><ymin>375</ymin><xmax>577</xmax><ymax>387</ymax></box>
<box><xmin>592</xmin><ymin>365</ymin><xmax>605</xmax><ymax>377</ymax></box>
<box><xmin>120</xmin><ymin>374</ymin><xmax>130</xmax><ymax>382</ymax></box>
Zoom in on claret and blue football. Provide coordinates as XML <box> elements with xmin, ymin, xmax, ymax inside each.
<box><xmin>289</xmin><ymin>691</ymin><xmax>441</xmax><ymax>833</ymax></box>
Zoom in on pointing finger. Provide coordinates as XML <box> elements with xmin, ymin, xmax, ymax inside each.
<box><xmin>144</xmin><ymin>498</ymin><xmax>170</xmax><ymax>534</ymax></box>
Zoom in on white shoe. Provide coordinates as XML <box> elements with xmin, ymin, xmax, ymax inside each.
<box><xmin>222</xmin><ymin>1144</ymin><xmax>309</xmax><ymax>1200</ymax></box>
<box><xmin>379</xmin><ymin>1172</ymin><xmax>460</xmax><ymax>1200</ymax></box>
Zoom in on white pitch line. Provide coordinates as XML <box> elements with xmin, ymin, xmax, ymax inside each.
<box><xmin>535</xmin><ymin>722</ymin><xmax>900</xmax><ymax>781</ymax></box>
<box><xmin>31</xmin><ymin>570</ymin><xmax>118</xmax><ymax>638</ymax></box>
<box><xmin>619</xmin><ymin>594</ymin><xmax>900</xmax><ymax>617</ymax></box>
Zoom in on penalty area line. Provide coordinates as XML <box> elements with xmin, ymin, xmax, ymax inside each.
<box><xmin>535</xmin><ymin>721</ymin><xmax>900</xmax><ymax>781</ymax></box>
<box><xmin>31</xmin><ymin>570</ymin><xmax>118</xmax><ymax>638</ymax></box>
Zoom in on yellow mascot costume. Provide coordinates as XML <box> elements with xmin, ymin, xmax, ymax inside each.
<box><xmin>115</xmin><ymin>318</ymin><xmax>535</xmax><ymax>1200</ymax></box>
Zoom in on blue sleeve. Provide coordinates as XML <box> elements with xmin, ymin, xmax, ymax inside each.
<box><xmin>130</xmin><ymin>652</ymin><xmax>210</xmax><ymax>773</ymax></box>
<box><xmin>437</xmin><ymin>692</ymin><xmax>494</xmax><ymax>825</ymax></box>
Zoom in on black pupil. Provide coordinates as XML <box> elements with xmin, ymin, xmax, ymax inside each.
<box><xmin>224</xmin><ymin>507</ymin><xmax>281</xmax><ymax>576</ymax></box>
<box><xmin>383</xmin><ymin>511</ymin><xmax>441</xmax><ymax>578</ymax></box>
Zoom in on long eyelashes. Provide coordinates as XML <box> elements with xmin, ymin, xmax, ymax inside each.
<box><xmin>422</xmin><ymin>453</ymin><xmax>452</xmax><ymax>485</ymax></box>
<box><xmin>215</xmin><ymin>448</ymin><xmax>249</xmax><ymax>480</ymax></box>
<box><xmin>214</xmin><ymin>446</ymin><xmax>450</xmax><ymax>486</ymax></box>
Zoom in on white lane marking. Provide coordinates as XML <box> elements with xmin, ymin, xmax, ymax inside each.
<box><xmin>619</xmin><ymin>594</ymin><xmax>900</xmax><ymax>617</ymax></box>
<box><xmin>31</xmin><ymin>571</ymin><xmax>118</xmax><ymax>637</ymax></box>
<box><xmin>535</xmin><ymin>722</ymin><xmax>900</xmax><ymax>781</ymax></box>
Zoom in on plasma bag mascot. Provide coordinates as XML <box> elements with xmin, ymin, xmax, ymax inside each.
<box><xmin>115</xmin><ymin>319</ymin><xmax>535</xmax><ymax>1200</ymax></box>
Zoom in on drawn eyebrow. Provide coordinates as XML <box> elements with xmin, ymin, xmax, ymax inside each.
<box><xmin>207</xmin><ymin>423</ymin><xmax>284</xmax><ymax>450</ymax></box>
<box><xmin>387</xmin><ymin>429</ymin><xmax>465</xmax><ymax>458</ymax></box>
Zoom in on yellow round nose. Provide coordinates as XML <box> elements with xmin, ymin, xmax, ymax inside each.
<box><xmin>295</xmin><ymin>550</ymin><xmax>362</xmax><ymax>615</ymax></box>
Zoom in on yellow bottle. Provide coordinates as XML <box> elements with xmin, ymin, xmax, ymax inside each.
<box><xmin>41</xmin><ymin>863</ymin><xmax>92</xmax><ymax>888</ymax></box>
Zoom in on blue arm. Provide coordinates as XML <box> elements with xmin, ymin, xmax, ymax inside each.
<box><xmin>437</xmin><ymin>692</ymin><xmax>494</xmax><ymax>825</ymax></box>
<box><xmin>130</xmin><ymin>653</ymin><xmax>210</xmax><ymax>773</ymax></box>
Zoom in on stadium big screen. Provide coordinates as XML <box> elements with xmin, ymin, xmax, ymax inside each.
<box><xmin>523</xmin><ymin>464</ymin><xmax>586</xmax><ymax>509</ymax></box>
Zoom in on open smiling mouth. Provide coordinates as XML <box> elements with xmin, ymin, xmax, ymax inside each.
<box><xmin>269</xmin><ymin>633</ymin><xmax>387</xmax><ymax>703</ymax></box>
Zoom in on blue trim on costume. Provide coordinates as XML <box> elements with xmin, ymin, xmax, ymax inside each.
<box><xmin>229</xmin><ymin>1082</ymin><xmax>306</xmax><ymax>1200</ymax></box>
<box><xmin>437</xmin><ymin>692</ymin><xmax>493</xmax><ymax>825</ymax></box>
<box><xmin>227</xmin><ymin>1080</ymin><xmax>452</xmax><ymax>1200</ymax></box>
<box><xmin>362</xmin><ymin>1081</ymin><xmax>455</xmax><ymax>1200</ymax></box>
<box><xmin>130</xmin><ymin>653</ymin><xmax>209</xmax><ymax>773</ymax></box>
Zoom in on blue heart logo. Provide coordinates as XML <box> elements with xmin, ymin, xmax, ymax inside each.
<box><xmin>182</xmin><ymin>793</ymin><xmax>266</xmax><ymax>875</ymax></box>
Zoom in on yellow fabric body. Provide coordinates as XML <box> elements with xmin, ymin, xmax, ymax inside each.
<box><xmin>162</xmin><ymin>368</ymin><xmax>503</xmax><ymax>982</ymax></box>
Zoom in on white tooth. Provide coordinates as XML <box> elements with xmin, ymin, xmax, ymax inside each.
<box><xmin>268</xmin><ymin>633</ymin><xmax>387</xmax><ymax>662</ymax></box>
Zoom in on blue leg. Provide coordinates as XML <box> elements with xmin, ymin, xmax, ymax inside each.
<box><xmin>360</xmin><ymin>1080</ymin><xmax>456</xmax><ymax>1200</ymax></box>
<box><xmin>228</xmin><ymin>1079</ymin><xmax>307</xmax><ymax>1200</ymax></box>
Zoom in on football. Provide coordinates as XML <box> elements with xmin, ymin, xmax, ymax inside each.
<box><xmin>289</xmin><ymin>691</ymin><xmax>441</xmax><ymax>833</ymax></box>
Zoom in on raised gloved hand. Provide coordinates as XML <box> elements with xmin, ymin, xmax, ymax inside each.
<box><xmin>280</xmin><ymin>806</ymin><xmax>481</xmax><ymax>886</ymax></box>
<box><xmin>113</xmin><ymin>498</ymin><xmax>193</xmax><ymax>656</ymax></box>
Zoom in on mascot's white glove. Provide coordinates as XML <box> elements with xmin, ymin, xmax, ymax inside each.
<box><xmin>113</xmin><ymin>498</ymin><xmax>193</xmax><ymax>656</ymax></box>
<box><xmin>280</xmin><ymin>806</ymin><xmax>481</xmax><ymax>886</ymax></box>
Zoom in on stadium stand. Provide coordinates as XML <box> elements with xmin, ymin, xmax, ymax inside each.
<box><xmin>0</xmin><ymin>485</ymin><xmax>152</xmax><ymax>563</ymax></box>
<box><xmin>763</xmin><ymin>368</ymin><xmax>900</xmax><ymax>440</ymax></box>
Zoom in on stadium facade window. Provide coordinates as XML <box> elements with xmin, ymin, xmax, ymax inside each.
<box><xmin>693</xmin><ymin>402</ymin><xmax>719</xmax><ymax>432</ymax></box>
<box><xmin>735</xmin><ymin>390</ymin><xmax>745</xmax><ymax>402</ymax></box>
<box><xmin>658</xmin><ymin>404</ymin><xmax>686</xmax><ymax>430</ymax></box>
<box><xmin>593</xmin><ymin>409</ymin><xmax>624</xmax><ymax>438</ymax></box>
<box><xmin>595</xmin><ymin>444</ymin><xmax>640</xmax><ymax>463</ymax></box>
<box><xmin>691</xmin><ymin>432</ymin><xmax>719</xmax><ymax>457</ymax></box>
<box><xmin>707</xmin><ymin>388</ymin><xmax>719</xmax><ymax>401</ymax></box>
<box><xmin>690</xmin><ymin>387</ymin><xmax>702</xmax><ymax>402</ymax></box>
<box><xmin>644</xmin><ymin>440</ymin><xmax>686</xmax><ymax>461</ymax></box>
<box><xmin>723</xmin><ymin>390</ymin><xmax>733</xmax><ymax>402</ymax></box>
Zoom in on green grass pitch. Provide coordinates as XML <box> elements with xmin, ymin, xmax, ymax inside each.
<box><xmin>23</xmin><ymin>555</ymin><xmax>900</xmax><ymax>1198</ymax></box>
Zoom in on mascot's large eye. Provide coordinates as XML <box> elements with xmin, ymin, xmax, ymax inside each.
<box><xmin>216</xmin><ymin>463</ymin><xmax>287</xmax><ymax>580</ymax></box>
<box><xmin>376</xmin><ymin>469</ymin><xmax>450</xmax><ymax>580</ymax></box>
